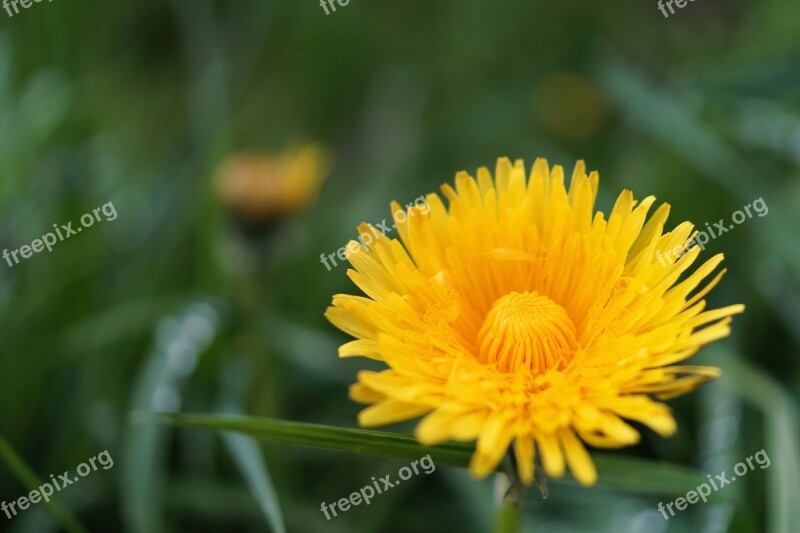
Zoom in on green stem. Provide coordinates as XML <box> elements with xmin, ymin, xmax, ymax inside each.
<box><xmin>493</xmin><ymin>497</ymin><xmax>522</xmax><ymax>533</ymax></box>
<box><xmin>0</xmin><ymin>433</ymin><xmax>88</xmax><ymax>533</ymax></box>
<box><xmin>493</xmin><ymin>461</ymin><xmax>524</xmax><ymax>533</ymax></box>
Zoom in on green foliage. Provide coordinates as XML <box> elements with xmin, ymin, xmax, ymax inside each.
<box><xmin>0</xmin><ymin>1</ymin><xmax>798</xmax><ymax>531</ymax></box>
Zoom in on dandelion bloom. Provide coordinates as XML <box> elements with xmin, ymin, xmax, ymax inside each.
<box><xmin>215</xmin><ymin>145</ymin><xmax>330</xmax><ymax>222</ymax></box>
<box><xmin>325</xmin><ymin>158</ymin><xmax>743</xmax><ymax>486</ymax></box>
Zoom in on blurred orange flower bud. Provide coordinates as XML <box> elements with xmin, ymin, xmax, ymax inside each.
<box><xmin>215</xmin><ymin>144</ymin><xmax>331</xmax><ymax>223</ymax></box>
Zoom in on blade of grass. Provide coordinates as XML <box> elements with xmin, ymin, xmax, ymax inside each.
<box><xmin>706</xmin><ymin>347</ymin><xmax>800</xmax><ymax>533</ymax></box>
<box><xmin>595</xmin><ymin>56</ymin><xmax>800</xmax><ymax>276</ymax></box>
<box><xmin>137</xmin><ymin>412</ymin><xmax>476</xmax><ymax>469</ymax></box>
<box><xmin>122</xmin><ymin>302</ymin><xmax>222</xmax><ymax>533</ymax></box>
<box><xmin>0</xmin><ymin>433</ymin><xmax>88</xmax><ymax>533</ymax></box>
<box><xmin>582</xmin><ymin>455</ymin><xmax>708</xmax><ymax>496</ymax></box>
<box><xmin>137</xmin><ymin>413</ymin><xmax>708</xmax><ymax>496</ymax></box>
<box><xmin>220</xmin><ymin>434</ymin><xmax>286</xmax><ymax>533</ymax></box>
<box><xmin>217</xmin><ymin>356</ymin><xmax>285</xmax><ymax>533</ymax></box>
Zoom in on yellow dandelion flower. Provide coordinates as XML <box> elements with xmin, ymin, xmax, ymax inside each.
<box><xmin>215</xmin><ymin>145</ymin><xmax>330</xmax><ymax>222</ymax></box>
<box><xmin>325</xmin><ymin>158</ymin><xmax>744</xmax><ymax>486</ymax></box>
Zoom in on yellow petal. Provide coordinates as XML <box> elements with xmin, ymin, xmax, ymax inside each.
<box><xmin>560</xmin><ymin>428</ymin><xmax>597</xmax><ymax>486</ymax></box>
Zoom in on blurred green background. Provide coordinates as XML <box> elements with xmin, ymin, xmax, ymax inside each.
<box><xmin>0</xmin><ymin>0</ymin><xmax>799</xmax><ymax>531</ymax></box>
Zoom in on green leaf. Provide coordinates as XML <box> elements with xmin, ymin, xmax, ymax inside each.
<box><xmin>217</xmin><ymin>356</ymin><xmax>286</xmax><ymax>533</ymax></box>
<box><xmin>707</xmin><ymin>347</ymin><xmax>800</xmax><ymax>533</ymax></box>
<box><xmin>596</xmin><ymin>57</ymin><xmax>800</xmax><ymax>276</ymax></box>
<box><xmin>221</xmin><ymin>433</ymin><xmax>286</xmax><ymax>533</ymax></box>
<box><xmin>586</xmin><ymin>455</ymin><xmax>708</xmax><ymax>496</ymax></box>
<box><xmin>137</xmin><ymin>413</ymin><xmax>708</xmax><ymax>496</ymax></box>
<box><xmin>0</xmin><ymin>433</ymin><xmax>88</xmax><ymax>533</ymax></box>
<box><xmin>136</xmin><ymin>412</ymin><xmax>476</xmax><ymax>469</ymax></box>
<box><xmin>122</xmin><ymin>302</ymin><xmax>222</xmax><ymax>533</ymax></box>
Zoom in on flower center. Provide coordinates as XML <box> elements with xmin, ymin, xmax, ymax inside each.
<box><xmin>477</xmin><ymin>291</ymin><xmax>577</xmax><ymax>373</ymax></box>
